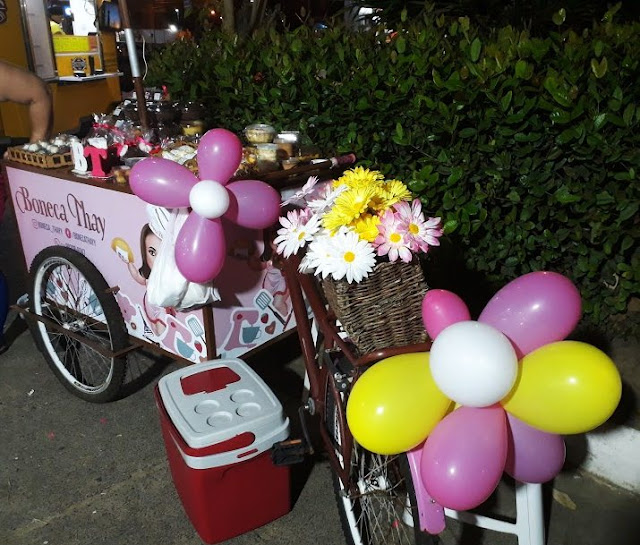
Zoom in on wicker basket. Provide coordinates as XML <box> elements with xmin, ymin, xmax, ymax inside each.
<box><xmin>322</xmin><ymin>260</ymin><xmax>429</xmax><ymax>354</ymax></box>
<box><xmin>6</xmin><ymin>146</ymin><xmax>73</xmax><ymax>169</ymax></box>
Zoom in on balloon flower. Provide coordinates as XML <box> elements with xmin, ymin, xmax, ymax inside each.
<box><xmin>347</xmin><ymin>272</ymin><xmax>622</xmax><ymax>512</ymax></box>
<box><xmin>130</xmin><ymin>128</ymin><xmax>281</xmax><ymax>283</ymax></box>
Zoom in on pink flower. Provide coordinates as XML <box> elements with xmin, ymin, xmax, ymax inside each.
<box><xmin>373</xmin><ymin>209</ymin><xmax>413</xmax><ymax>263</ymax></box>
<box><xmin>394</xmin><ymin>199</ymin><xmax>443</xmax><ymax>253</ymax></box>
<box><xmin>281</xmin><ymin>176</ymin><xmax>319</xmax><ymax>207</ymax></box>
<box><xmin>274</xmin><ymin>208</ymin><xmax>320</xmax><ymax>257</ymax></box>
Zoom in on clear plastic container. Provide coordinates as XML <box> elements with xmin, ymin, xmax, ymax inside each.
<box><xmin>255</xmin><ymin>143</ymin><xmax>278</xmax><ymax>162</ymax></box>
<box><xmin>245</xmin><ymin>124</ymin><xmax>276</xmax><ymax>144</ymax></box>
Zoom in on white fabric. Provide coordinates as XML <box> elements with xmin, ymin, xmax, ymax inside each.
<box><xmin>146</xmin><ymin>208</ymin><xmax>221</xmax><ymax>310</ymax></box>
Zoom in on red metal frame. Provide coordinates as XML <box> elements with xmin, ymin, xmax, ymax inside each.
<box><xmin>280</xmin><ymin>253</ymin><xmax>432</xmax><ymax>490</ymax></box>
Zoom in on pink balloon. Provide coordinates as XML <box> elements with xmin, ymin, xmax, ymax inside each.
<box><xmin>197</xmin><ymin>129</ymin><xmax>243</xmax><ymax>184</ymax></box>
<box><xmin>421</xmin><ymin>290</ymin><xmax>471</xmax><ymax>340</ymax></box>
<box><xmin>420</xmin><ymin>406</ymin><xmax>507</xmax><ymax>511</ymax></box>
<box><xmin>479</xmin><ymin>271</ymin><xmax>581</xmax><ymax>359</ymax></box>
<box><xmin>130</xmin><ymin>157</ymin><xmax>197</xmax><ymax>207</ymax></box>
<box><xmin>225</xmin><ymin>180</ymin><xmax>281</xmax><ymax>229</ymax></box>
<box><xmin>175</xmin><ymin>213</ymin><xmax>226</xmax><ymax>283</ymax></box>
<box><xmin>505</xmin><ymin>413</ymin><xmax>566</xmax><ymax>484</ymax></box>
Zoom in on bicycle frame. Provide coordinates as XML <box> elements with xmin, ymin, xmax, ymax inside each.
<box><xmin>280</xmin><ymin>253</ymin><xmax>432</xmax><ymax>492</ymax></box>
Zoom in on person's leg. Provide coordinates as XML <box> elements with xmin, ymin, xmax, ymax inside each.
<box><xmin>0</xmin><ymin>270</ymin><xmax>8</xmax><ymax>353</ymax></box>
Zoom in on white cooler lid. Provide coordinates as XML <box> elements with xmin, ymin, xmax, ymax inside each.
<box><xmin>158</xmin><ymin>358</ymin><xmax>288</xmax><ymax>451</ymax></box>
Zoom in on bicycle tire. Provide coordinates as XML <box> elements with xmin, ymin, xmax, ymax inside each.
<box><xmin>30</xmin><ymin>246</ymin><xmax>128</xmax><ymax>402</ymax></box>
<box><xmin>325</xmin><ymin>377</ymin><xmax>437</xmax><ymax>545</ymax></box>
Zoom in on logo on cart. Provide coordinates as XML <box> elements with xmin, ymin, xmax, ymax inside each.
<box><xmin>0</xmin><ymin>1</ymin><xmax>7</xmax><ymax>25</ymax></box>
<box><xmin>71</xmin><ymin>57</ymin><xmax>87</xmax><ymax>72</ymax></box>
<box><xmin>13</xmin><ymin>186</ymin><xmax>107</xmax><ymax>240</ymax></box>
<box><xmin>65</xmin><ymin>228</ymin><xmax>72</xmax><ymax>239</ymax></box>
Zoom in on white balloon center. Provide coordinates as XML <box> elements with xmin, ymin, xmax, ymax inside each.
<box><xmin>430</xmin><ymin>320</ymin><xmax>518</xmax><ymax>407</ymax></box>
<box><xmin>189</xmin><ymin>180</ymin><xmax>230</xmax><ymax>219</ymax></box>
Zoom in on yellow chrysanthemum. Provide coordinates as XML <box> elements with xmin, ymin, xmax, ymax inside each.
<box><xmin>350</xmin><ymin>213</ymin><xmax>381</xmax><ymax>242</ymax></box>
<box><xmin>323</xmin><ymin>207</ymin><xmax>353</xmax><ymax>232</ymax></box>
<box><xmin>383</xmin><ymin>179</ymin><xmax>413</xmax><ymax>207</ymax></box>
<box><xmin>334</xmin><ymin>167</ymin><xmax>384</xmax><ymax>190</ymax></box>
<box><xmin>368</xmin><ymin>186</ymin><xmax>393</xmax><ymax>212</ymax></box>
<box><xmin>323</xmin><ymin>185</ymin><xmax>377</xmax><ymax>232</ymax></box>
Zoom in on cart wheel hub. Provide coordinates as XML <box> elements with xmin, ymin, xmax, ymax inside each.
<box><xmin>189</xmin><ymin>180</ymin><xmax>230</xmax><ymax>219</ymax></box>
<box><xmin>358</xmin><ymin>474</ymin><xmax>389</xmax><ymax>494</ymax></box>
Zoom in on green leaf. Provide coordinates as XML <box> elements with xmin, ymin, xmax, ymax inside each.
<box><xmin>500</xmin><ymin>91</ymin><xmax>513</xmax><ymax>111</ymax></box>
<box><xmin>555</xmin><ymin>186</ymin><xmax>581</xmax><ymax>204</ymax></box>
<box><xmin>459</xmin><ymin>127</ymin><xmax>477</xmax><ymax>138</ymax></box>
<box><xmin>552</xmin><ymin>8</ymin><xmax>566</xmax><ymax>26</ymax></box>
<box><xmin>515</xmin><ymin>59</ymin><xmax>528</xmax><ymax>79</ymax></box>
<box><xmin>594</xmin><ymin>40</ymin><xmax>604</xmax><ymax>57</ymax></box>
<box><xmin>395</xmin><ymin>122</ymin><xmax>404</xmax><ymax>139</ymax></box>
<box><xmin>623</xmin><ymin>104</ymin><xmax>636</xmax><ymax>126</ymax></box>
<box><xmin>593</xmin><ymin>113</ymin><xmax>607</xmax><ymax>130</ymax></box>
<box><xmin>443</xmin><ymin>219</ymin><xmax>459</xmax><ymax>234</ymax></box>
<box><xmin>619</xmin><ymin>202</ymin><xmax>638</xmax><ymax>222</ymax></box>
<box><xmin>590</xmin><ymin>57</ymin><xmax>608</xmax><ymax>79</ymax></box>
<box><xmin>544</xmin><ymin>76</ymin><xmax>572</xmax><ymax>107</ymax></box>
<box><xmin>613</xmin><ymin>87</ymin><xmax>623</xmax><ymax>101</ymax></box>
<box><xmin>448</xmin><ymin>167</ymin><xmax>464</xmax><ymax>183</ymax></box>
<box><xmin>291</xmin><ymin>39</ymin><xmax>303</xmax><ymax>53</ymax></box>
<box><xmin>396</xmin><ymin>36</ymin><xmax>406</xmax><ymax>54</ymax></box>
<box><xmin>470</xmin><ymin>38</ymin><xmax>482</xmax><ymax>62</ymax></box>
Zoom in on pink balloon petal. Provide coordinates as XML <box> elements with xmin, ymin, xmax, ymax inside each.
<box><xmin>197</xmin><ymin>129</ymin><xmax>243</xmax><ymax>184</ymax></box>
<box><xmin>420</xmin><ymin>406</ymin><xmax>507</xmax><ymax>511</ymax></box>
<box><xmin>130</xmin><ymin>157</ymin><xmax>197</xmax><ymax>207</ymax></box>
<box><xmin>479</xmin><ymin>271</ymin><xmax>581</xmax><ymax>359</ymax></box>
<box><xmin>421</xmin><ymin>289</ymin><xmax>471</xmax><ymax>340</ymax></box>
<box><xmin>505</xmin><ymin>413</ymin><xmax>566</xmax><ymax>484</ymax></box>
<box><xmin>225</xmin><ymin>180</ymin><xmax>281</xmax><ymax>229</ymax></box>
<box><xmin>175</xmin><ymin>214</ymin><xmax>226</xmax><ymax>283</ymax></box>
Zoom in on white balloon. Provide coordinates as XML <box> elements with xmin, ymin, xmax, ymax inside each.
<box><xmin>189</xmin><ymin>180</ymin><xmax>230</xmax><ymax>219</ymax></box>
<box><xmin>430</xmin><ymin>320</ymin><xmax>518</xmax><ymax>407</ymax></box>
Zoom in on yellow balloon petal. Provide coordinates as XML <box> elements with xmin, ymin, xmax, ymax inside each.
<box><xmin>346</xmin><ymin>352</ymin><xmax>451</xmax><ymax>455</ymax></box>
<box><xmin>502</xmin><ymin>341</ymin><xmax>621</xmax><ymax>434</ymax></box>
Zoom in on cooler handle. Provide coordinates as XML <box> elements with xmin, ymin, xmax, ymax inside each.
<box><xmin>174</xmin><ymin>419</ymin><xmax>290</xmax><ymax>470</ymax></box>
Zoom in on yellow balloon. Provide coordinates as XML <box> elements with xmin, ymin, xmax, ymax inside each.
<box><xmin>346</xmin><ymin>352</ymin><xmax>451</xmax><ymax>455</ymax></box>
<box><xmin>502</xmin><ymin>341</ymin><xmax>621</xmax><ymax>434</ymax></box>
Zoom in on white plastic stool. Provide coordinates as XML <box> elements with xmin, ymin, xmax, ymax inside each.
<box><xmin>444</xmin><ymin>482</ymin><xmax>545</xmax><ymax>545</ymax></box>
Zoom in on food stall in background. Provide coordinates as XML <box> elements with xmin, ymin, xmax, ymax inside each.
<box><xmin>0</xmin><ymin>0</ymin><xmax>121</xmax><ymax>137</ymax></box>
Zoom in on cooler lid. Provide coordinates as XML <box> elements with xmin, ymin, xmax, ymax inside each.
<box><xmin>158</xmin><ymin>358</ymin><xmax>287</xmax><ymax>450</ymax></box>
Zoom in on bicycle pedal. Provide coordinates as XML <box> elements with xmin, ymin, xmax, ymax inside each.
<box><xmin>271</xmin><ymin>438</ymin><xmax>309</xmax><ymax>466</ymax></box>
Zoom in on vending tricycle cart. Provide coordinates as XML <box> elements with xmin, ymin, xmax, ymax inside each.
<box><xmin>2</xmin><ymin>157</ymin><xmax>353</xmax><ymax>402</ymax></box>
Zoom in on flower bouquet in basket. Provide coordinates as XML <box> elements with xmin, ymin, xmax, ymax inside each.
<box><xmin>275</xmin><ymin>167</ymin><xmax>443</xmax><ymax>353</ymax></box>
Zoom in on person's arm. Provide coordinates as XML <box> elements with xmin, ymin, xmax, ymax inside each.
<box><xmin>0</xmin><ymin>61</ymin><xmax>52</xmax><ymax>142</ymax></box>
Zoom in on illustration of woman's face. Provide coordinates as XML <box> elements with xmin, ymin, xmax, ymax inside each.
<box><xmin>144</xmin><ymin>232</ymin><xmax>161</xmax><ymax>269</ymax></box>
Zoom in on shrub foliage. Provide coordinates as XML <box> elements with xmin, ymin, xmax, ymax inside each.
<box><xmin>148</xmin><ymin>5</ymin><xmax>639</xmax><ymax>331</ymax></box>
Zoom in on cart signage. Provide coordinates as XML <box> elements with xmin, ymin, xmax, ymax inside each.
<box><xmin>13</xmin><ymin>186</ymin><xmax>107</xmax><ymax>239</ymax></box>
<box><xmin>6</xmin><ymin>167</ymin><xmax>295</xmax><ymax>362</ymax></box>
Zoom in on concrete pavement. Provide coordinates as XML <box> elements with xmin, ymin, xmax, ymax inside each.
<box><xmin>1</xmin><ymin>320</ymin><xmax>639</xmax><ymax>545</ymax></box>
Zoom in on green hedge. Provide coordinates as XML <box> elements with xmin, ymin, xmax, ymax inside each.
<box><xmin>148</xmin><ymin>8</ymin><xmax>640</xmax><ymax>333</ymax></box>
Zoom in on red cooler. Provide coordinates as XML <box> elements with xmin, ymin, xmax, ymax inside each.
<box><xmin>155</xmin><ymin>358</ymin><xmax>291</xmax><ymax>544</ymax></box>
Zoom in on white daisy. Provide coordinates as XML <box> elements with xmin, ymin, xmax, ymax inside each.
<box><xmin>281</xmin><ymin>176</ymin><xmax>320</xmax><ymax>207</ymax></box>
<box><xmin>274</xmin><ymin>210</ymin><xmax>321</xmax><ymax>258</ymax></box>
<box><xmin>304</xmin><ymin>231</ymin><xmax>339</xmax><ymax>279</ymax></box>
<box><xmin>325</xmin><ymin>229</ymin><xmax>376</xmax><ymax>283</ymax></box>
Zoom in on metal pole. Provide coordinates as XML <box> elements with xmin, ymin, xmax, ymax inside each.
<box><xmin>118</xmin><ymin>0</ymin><xmax>149</xmax><ymax>130</ymax></box>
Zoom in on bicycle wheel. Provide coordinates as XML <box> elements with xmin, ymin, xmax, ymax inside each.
<box><xmin>30</xmin><ymin>246</ymin><xmax>128</xmax><ymax>402</ymax></box>
<box><xmin>326</xmin><ymin>382</ymin><xmax>437</xmax><ymax>545</ymax></box>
